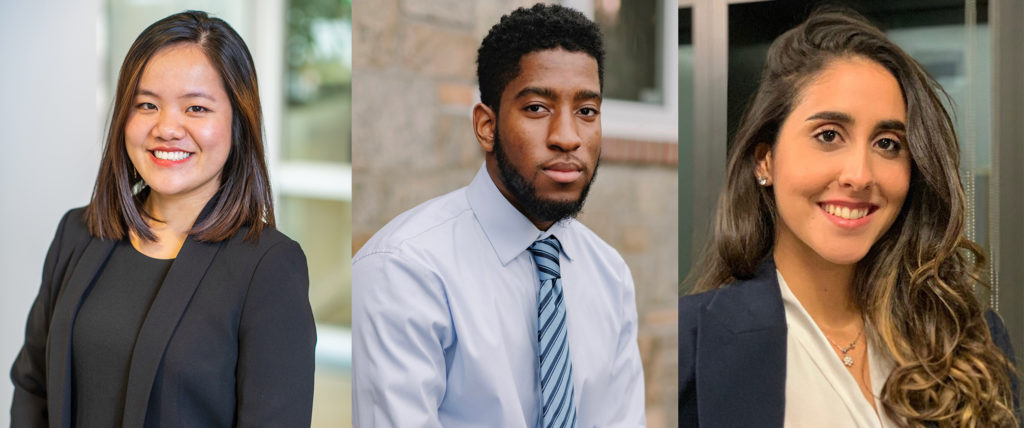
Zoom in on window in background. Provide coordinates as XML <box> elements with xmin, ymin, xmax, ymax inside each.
<box><xmin>274</xmin><ymin>1</ymin><xmax>352</xmax><ymax>427</ymax></box>
<box><xmin>281</xmin><ymin>0</ymin><xmax>352</xmax><ymax>164</ymax></box>
<box><xmin>595</xmin><ymin>0</ymin><xmax>661</xmax><ymax>104</ymax></box>
<box><xmin>276</xmin><ymin>0</ymin><xmax>352</xmax><ymax>328</ymax></box>
<box><xmin>564</xmin><ymin>0</ymin><xmax>677</xmax><ymax>142</ymax></box>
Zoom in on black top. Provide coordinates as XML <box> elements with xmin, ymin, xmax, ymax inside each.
<box><xmin>12</xmin><ymin>206</ymin><xmax>315</xmax><ymax>428</ymax></box>
<box><xmin>71</xmin><ymin>240</ymin><xmax>173</xmax><ymax>427</ymax></box>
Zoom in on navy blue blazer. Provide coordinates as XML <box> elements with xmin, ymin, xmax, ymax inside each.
<box><xmin>678</xmin><ymin>259</ymin><xmax>1019</xmax><ymax>427</ymax></box>
<box><xmin>10</xmin><ymin>206</ymin><xmax>316</xmax><ymax>427</ymax></box>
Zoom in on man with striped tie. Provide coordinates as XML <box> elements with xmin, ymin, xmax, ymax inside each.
<box><xmin>353</xmin><ymin>4</ymin><xmax>646</xmax><ymax>427</ymax></box>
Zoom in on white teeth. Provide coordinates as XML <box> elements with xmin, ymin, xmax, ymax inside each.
<box><xmin>823</xmin><ymin>204</ymin><xmax>869</xmax><ymax>220</ymax></box>
<box><xmin>153</xmin><ymin>150</ymin><xmax>191</xmax><ymax>161</ymax></box>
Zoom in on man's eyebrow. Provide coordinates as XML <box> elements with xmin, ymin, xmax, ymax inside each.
<box><xmin>514</xmin><ymin>87</ymin><xmax>602</xmax><ymax>103</ymax></box>
<box><xmin>514</xmin><ymin>86</ymin><xmax>557</xmax><ymax>100</ymax></box>
<box><xmin>574</xmin><ymin>89</ymin><xmax>601</xmax><ymax>103</ymax></box>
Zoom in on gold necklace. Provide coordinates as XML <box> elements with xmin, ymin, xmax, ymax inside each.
<box><xmin>824</xmin><ymin>326</ymin><xmax>864</xmax><ymax>367</ymax></box>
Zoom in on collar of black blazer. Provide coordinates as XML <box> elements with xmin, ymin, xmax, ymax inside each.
<box><xmin>45</xmin><ymin>194</ymin><xmax>224</xmax><ymax>428</ymax></box>
<box><xmin>694</xmin><ymin>258</ymin><xmax>788</xmax><ymax>427</ymax></box>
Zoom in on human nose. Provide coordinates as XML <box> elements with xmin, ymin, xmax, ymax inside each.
<box><xmin>837</xmin><ymin>145</ymin><xmax>874</xmax><ymax>191</ymax></box>
<box><xmin>547</xmin><ymin>109</ymin><xmax>582</xmax><ymax>152</ymax></box>
<box><xmin>153</xmin><ymin>110</ymin><xmax>185</xmax><ymax>141</ymax></box>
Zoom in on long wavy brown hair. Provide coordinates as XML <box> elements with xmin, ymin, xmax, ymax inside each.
<box><xmin>691</xmin><ymin>8</ymin><xmax>1017</xmax><ymax>427</ymax></box>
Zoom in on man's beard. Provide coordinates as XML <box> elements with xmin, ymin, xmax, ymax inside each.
<box><xmin>493</xmin><ymin>131</ymin><xmax>598</xmax><ymax>225</ymax></box>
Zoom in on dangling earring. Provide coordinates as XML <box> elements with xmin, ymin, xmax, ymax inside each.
<box><xmin>130</xmin><ymin>164</ymin><xmax>146</xmax><ymax>194</ymax></box>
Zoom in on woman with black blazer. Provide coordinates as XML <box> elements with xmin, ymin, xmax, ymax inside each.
<box><xmin>679</xmin><ymin>9</ymin><xmax>1018</xmax><ymax>427</ymax></box>
<box><xmin>10</xmin><ymin>11</ymin><xmax>315</xmax><ymax>427</ymax></box>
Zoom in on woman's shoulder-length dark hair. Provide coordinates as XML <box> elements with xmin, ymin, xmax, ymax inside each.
<box><xmin>84</xmin><ymin>10</ymin><xmax>273</xmax><ymax>243</ymax></box>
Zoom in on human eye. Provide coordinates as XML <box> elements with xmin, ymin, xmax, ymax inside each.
<box><xmin>578</xmin><ymin>106</ymin><xmax>600</xmax><ymax>117</ymax></box>
<box><xmin>136</xmin><ymin>102</ymin><xmax>157</xmax><ymax>111</ymax></box>
<box><xmin>813</xmin><ymin>127</ymin><xmax>842</xmax><ymax>145</ymax></box>
<box><xmin>524</xmin><ymin>104</ymin><xmax>548</xmax><ymax>114</ymax></box>
<box><xmin>875</xmin><ymin>136</ymin><xmax>903</xmax><ymax>156</ymax></box>
<box><xmin>186</xmin><ymin>105</ymin><xmax>210</xmax><ymax>113</ymax></box>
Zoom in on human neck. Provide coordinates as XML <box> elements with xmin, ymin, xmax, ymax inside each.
<box><xmin>131</xmin><ymin>188</ymin><xmax>215</xmax><ymax>259</ymax></box>
<box><xmin>773</xmin><ymin>234</ymin><xmax>861</xmax><ymax>330</ymax></box>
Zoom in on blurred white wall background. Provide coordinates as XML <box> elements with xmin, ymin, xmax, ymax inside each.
<box><xmin>0</xmin><ymin>2</ymin><xmax>101</xmax><ymax>425</ymax></box>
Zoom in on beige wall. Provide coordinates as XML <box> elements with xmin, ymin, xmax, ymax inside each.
<box><xmin>352</xmin><ymin>1</ymin><xmax>678</xmax><ymax>426</ymax></box>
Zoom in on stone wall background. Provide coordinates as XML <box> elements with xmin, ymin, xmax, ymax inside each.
<box><xmin>352</xmin><ymin>1</ymin><xmax>678</xmax><ymax>426</ymax></box>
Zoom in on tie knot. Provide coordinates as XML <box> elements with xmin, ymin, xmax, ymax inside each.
<box><xmin>529</xmin><ymin>236</ymin><xmax>562</xmax><ymax>282</ymax></box>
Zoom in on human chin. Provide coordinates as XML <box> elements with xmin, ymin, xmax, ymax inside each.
<box><xmin>494</xmin><ymin>137</ymin><xmax>593</xmax><ymax>223</ymax></box>
<box><xmin>142</xmin><ymin>167</ymin><xmax>222</xmax><ymax>200</ymax></box>
<box><xmin>807</xmin><ymin>233</ymin><xmax>875</xmax><ymax>266</ymax></box>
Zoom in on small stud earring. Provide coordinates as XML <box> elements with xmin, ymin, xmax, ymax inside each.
<box><xmin>758</xmin><ymin>176</ymin><xmax>768</xmax><ymax>186</ymax></box>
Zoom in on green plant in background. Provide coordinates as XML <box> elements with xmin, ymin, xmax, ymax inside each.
<box><xmin>286</xmin><ymin>0</ymin><xmax>352</xmax><ymax>105</ymax></box>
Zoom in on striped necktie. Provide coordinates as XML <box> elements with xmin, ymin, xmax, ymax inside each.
<box><xmin>528</xmin><ymin>236</ymin><xmax>578</xmax><ymax>428</ymax></box>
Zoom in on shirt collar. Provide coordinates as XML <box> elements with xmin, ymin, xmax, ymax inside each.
<box><xmin>466</xmin><ymin>164</ymin><xmax>574</xmax><ymax>266</ymax></box>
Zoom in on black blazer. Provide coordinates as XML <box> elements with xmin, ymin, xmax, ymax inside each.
<box><xmin>10</xmin><ymin>207</ymin><xmax>316</xmax><ymax>427</ymax></box>
<box><xmin>679</xmin><ymin>259</ymin><xmax>1019</xmax><ymax>427</ymax></box>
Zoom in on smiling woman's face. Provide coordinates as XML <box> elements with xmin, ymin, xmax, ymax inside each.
<box><xmin>125</xmin><ymin>43</ymin><xmax>232</xmax><ymax>203</ymax></box>
<box><xmin>758</xmin><ymin>56</ymin><xmax>912</xmax><ymax>267</ymax></box>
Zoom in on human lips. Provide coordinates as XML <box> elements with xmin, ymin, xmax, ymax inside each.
<box><xmin>148</xmin><ymin>147</ymin><xmax>194</xmax><ymax>166</ymax></box>
<box><xmin>818</xmin><ymin>200</ymin><xmax>878</xmax><ymax>227</ymax></box>
<box><xmin>541</xmin><ymin>161</ymin><xmax>583</xmax><ymax>184</ymax></box>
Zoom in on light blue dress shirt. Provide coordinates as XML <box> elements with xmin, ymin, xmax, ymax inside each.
<box><xmin>352</xmin><ymin>165</ymin><xmax>646</xmax><ymax>427</ymax></box>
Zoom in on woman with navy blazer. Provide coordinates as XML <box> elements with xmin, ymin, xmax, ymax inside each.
<box><xmin>680</xmin><ymin>9</ymin><xmax>1018</xmax><ymax>427</ymax></box>
<box><xmin>10</xmin><ymin>11</ymin><xmax>315</xmax><ymax>427</ymax></box>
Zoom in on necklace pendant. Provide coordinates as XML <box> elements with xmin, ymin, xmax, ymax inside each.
<box><xmin>843</xmin><ymin>355</ymin><xmax>854</xmax><ymax>367</ymax></box>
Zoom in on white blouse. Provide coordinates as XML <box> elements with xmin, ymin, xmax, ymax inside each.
<box><xmin>778</xmin><ymin>271</ymin><xmax>899</xmax><ymax>427</ymax></box>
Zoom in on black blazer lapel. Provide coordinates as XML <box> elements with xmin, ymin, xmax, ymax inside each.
<box><xmin>121</xmin><ymin>236</ymin><xmax>222</xmax><ymax>427</ymax></box>
<box><xmin>46</xmin><ymin>237</ymin><xmax>117</xmax><ymax>428</ymax></box>
<box><xmin>695</xmin><ymin>260</ymin><xmax>788</xmax><ymax>427</ymax></box>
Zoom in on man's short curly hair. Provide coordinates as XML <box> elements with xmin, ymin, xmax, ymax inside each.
<box><xmin>477</xmin><ymin>3</ymin><xmax>605</xmax><ymax>112</ymax></box>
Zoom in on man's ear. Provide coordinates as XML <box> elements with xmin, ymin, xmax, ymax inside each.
<box><xmin>473</xmin><ymin>103</ymin><xmax>497</xmax><ymax>153</ymax></box>
<box><xmin>754</xmin><ymin>142</ymin><xmax>773</xmax><ymax>185</ymax></box>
